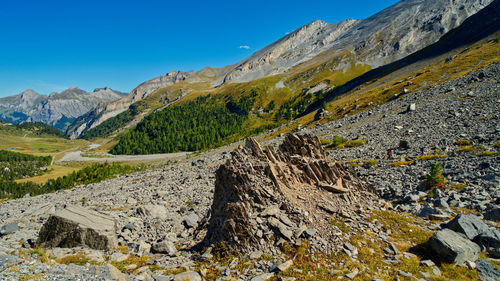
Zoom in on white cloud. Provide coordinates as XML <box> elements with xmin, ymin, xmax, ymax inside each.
<box><xmin>239</xmin><ymin>45</ymin><xmax>251</xmax><ymax>50</ymax></box>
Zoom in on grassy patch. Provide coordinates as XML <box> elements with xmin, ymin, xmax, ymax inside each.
<box><xmin>418</xmin><ymin>154</ymin><xmax>448</xmax><ymax>160</ymax></box>
<box><xmin>55</xmin><ymin>253</ymin><xmax>91</xmax><ymax>266</ymax></box>
<box><xmin>388</xmin><ymin>160</ymin><xmax>414</xmax><ymax>167</ymax></box>
<box><xmin>111</xmin><ymin>255</ymin><xmax>150</xmax><ymax>273</ymax></box>
<box><xmin>478</xmin><ymin>151</ymin><xmax>497</xmax><ymax>157</ymax></box>
<box><xmin>346</xmin><ymin>139</ymin><xmax>367</xmax><ymax>147</ymax></box>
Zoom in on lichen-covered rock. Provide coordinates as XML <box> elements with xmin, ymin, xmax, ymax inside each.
<box><xmin>203</xmin><ymin>133</ymin><xmax>378</xmax><ymax>254</ymax></box>
<box><xmin>36</xmin><ymin>205</ymin><xmax>117</xmax><ymax>251</ymax></box>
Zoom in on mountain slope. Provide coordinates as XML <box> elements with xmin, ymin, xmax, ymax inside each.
<box><xmin>66</xmin><ymin>71</ymin><xmax>194</xmax><ymax>139</ymax></box>
<box><xmin>66</xmin><ymin>0</ymin><xmax>495</xmax><ymax>140</ymax></box>
<box><xmin>218</xmin><ymin>0</ymin><xmax>494</xmax><ymax>84</ymax></box>
<box><xmin>0</xmin><ymin>87</ymin><xmax>126</xmax><ymax>131</ymax></box>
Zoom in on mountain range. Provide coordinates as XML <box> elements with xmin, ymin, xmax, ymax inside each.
<box><xmin>0</xmin><ymin>0</ymin><xmax>496</xmax><ymax>141</ymax></box>
<box><xmin>0</xmin><ymin>87</ymin><xmax>126</xmax><ymax>131</ymax></box>
<box><xmin>65</xmin><ymin>0</ymin><xmax>495</xmax><ymax>139</ymax></box>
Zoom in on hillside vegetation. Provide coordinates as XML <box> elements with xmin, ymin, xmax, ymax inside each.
<box><xmin>0</xmin><ymin>150</ymin><xmax>51</xmax><ymax>180</ymax></box>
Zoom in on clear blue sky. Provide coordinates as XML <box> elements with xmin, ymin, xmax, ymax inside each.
<box><xmin>0</xmin><ymin>0</ymin><xmax>399</xmax><ymax>97</ymax></box>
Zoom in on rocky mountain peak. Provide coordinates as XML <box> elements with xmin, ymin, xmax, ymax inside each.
<box><xmin>218</xmin><ymin>0</ymin><xmax>493</xmax><ymax>84</ymax></box>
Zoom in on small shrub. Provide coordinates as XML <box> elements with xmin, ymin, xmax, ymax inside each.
<box><xmin>346</xmin><ymin>139</ymin><xmax>367</xmax><ymax>147</ymax></box>
<box><xmin>388</xmin><ymin>160</ymin><xmax>414</xmax><ymax>167</ymax></box>
<box><xmin>363</xmin><ymin>159</ymin><xmax>378</xmax><ymax>168</ymax></box>
<box><xmin>425</xmin><ymin>162</ymin><xmax>445</xmax><ymax>188</ymax></box>
<box><xmin>320</xmin><ymin>139</ymin><xmax>332</xmax><ymax>146</ymax></box>
<box><xmin>456</xmin><ymin>139</ymin><xmax>472</xmax><ymax>146</ymax></box>
<box><xmin>325</xmin><ymin>136</ymin><xmax>348</xmax><ymax>150</ymax></box>
<box><xmin>478</xmin><ymin>151</ymin><xmax>497</xmax><ymax>157</ymax></box>
<box><xmin>495</xmin><ymin>37</ymin><xmax>500</xmax><ymax>43</ymax></box>
<box><xmin>494</xmin><ymin>141</ymin><xmax>500</xmax><ymax>148</ymax></box>
<box><xmin>418</xmin><ymin>154</ymin><xmax>448</xmax><ymax>160</ymax></box>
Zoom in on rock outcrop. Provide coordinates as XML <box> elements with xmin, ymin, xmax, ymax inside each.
<box><xmin>203</xmin><ymin>133</ymin><xmax>379</xmax><ymax>254</ymax></box>
<box><xmin>37</xmin><ymin>205</ymin><xmax>117</xmax><ymax>251</ymax></box>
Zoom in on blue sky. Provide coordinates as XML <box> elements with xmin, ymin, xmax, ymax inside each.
<box><xmin>0</xmin><ymin>0</ymin><xmax>399</xmax><ymax>97</ymax></box>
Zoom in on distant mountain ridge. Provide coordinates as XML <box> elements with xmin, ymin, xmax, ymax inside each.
<box><xmin>0</xmin><ymin>87</ymin><xmax>126</xmax><ymax>131</ymax></box>
<box><xmin>65</xmin><ymin>0</ymin><xmax>494</xmax><ymax>139</ymax></box>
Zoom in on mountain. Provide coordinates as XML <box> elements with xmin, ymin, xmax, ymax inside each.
<box><xmin>66</xmin><ymin>71</ymin><xmax>193</xmax><ymax>139</ymax></box>
<box><xmin>218</xmin><ymin>0</ymin><xmax>493</xmax><ymax>84</ymax></box>
<box><xmin>0</xmin><ymin>87</ymin><xmax>126</xmax><ymax>131</ymax></box>
<box><xmin>66</xmin><ymin>0</ymin><xmax>494</xmax><ymax>140</ymax></box>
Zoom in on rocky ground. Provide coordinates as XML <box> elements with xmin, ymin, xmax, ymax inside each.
<box><xmin>0</xmin><ymin>64</ymin><xmax>499</xmax><ymax>280</ymax></box>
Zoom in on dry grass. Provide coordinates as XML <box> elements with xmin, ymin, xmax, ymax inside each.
<box><xmin>388</xmin><ymin>160</ymin><xmax>414</xmax><ymax>167</ymax></box>
<box><xmin>418</xmin><ymin>154</ymin><xmax>448</xmax><ymax>160</ymax></box>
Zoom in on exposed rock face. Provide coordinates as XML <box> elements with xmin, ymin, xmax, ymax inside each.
<box><xmin>0</xmin><ymin>87</ymin><xmax>125</xmax><ymax>131</ymax></box>
<box><xmin>37</xmin><ymin>205</ymin><xmax>117</xmax><ymax>251</ymax></box>
<box><xmin>217</xmin><ymin>0</ymin><xmax>493</xmax><ymax>85</ymax></box>
<box><xmin>203</xmin><ymin>133</ymin><xmax>378</xmax><ymax>254</ymax></box>
<box><xmin>66</xmin><ymin>70</ymin><xmax>193</xmax><ymax>139</ymax></box>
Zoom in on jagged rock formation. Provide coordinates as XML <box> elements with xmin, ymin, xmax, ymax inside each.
<box><xmin>218</xmin><ymin>0</ymin><xmax>494</xmax><ymax>85</ymax></box>
<box><xmin>203</xmin><ymin>134</ymin><xmax>380</xmax><ymax>254</ymax></box>
<box><xmin>0</xmin><ymin>87</ymin><xmax>125</xmax><ymax>130</ymax></box>
<box><xmin>37</xmin><ymin>205</ymin><xmax>117</xmax><ymax>251</ymax></box>
<box><xmin>66</xmin><ymin>70</ymin><xmax>193</xmax><ymax>139</ymax></box>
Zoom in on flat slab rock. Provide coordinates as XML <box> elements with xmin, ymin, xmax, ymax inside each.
<box><xmin>37</xmin><ymin>205</ymin><xmax>117</xmax><ymax>251</ymax></box>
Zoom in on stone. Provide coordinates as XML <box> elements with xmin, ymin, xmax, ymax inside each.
<box><xmin>444</xmin><ymin>214</ymin><xmax>489</xmax><ymax>240</ymax></box>
<box><xmin>420</xmin><ymin>259</ymin><xmax>435</xmax><ymax>267</ymax></box>
<box><xmin>476</xmin><ymin>259</ymin><xmax>500</xmax><ymax>281</ymax></box>
<box><xmin>36</xmin><ymin>205</ymin><xmax>117</xmax><ymax>251</ymax></box>
<box><xmin>137</xmin><ymin>205</ymin><xmax>168</xmax><ymax>220</ymax></box>
<box><xmin>0</xmin><ymin>222</ymin><xmax>19</xmax><ymax>235</ymax></box>
<box><xmin>107</xmin><ymin>263</ymin><xmax>128</xmax><ymax>281</ymax></box>
<box><xmin>473</xmin><ymin>229</ymin><xmax>500</xmax><ymax>258</ymax></box>
<box><xmin>427</xmin><ymin>229</ymin><xmax>480</xmax><ymax>264</ymax></box>
<box><xmin>173</xmin><ymin>271</ymin><xmax>202</xmax><ymax>281</ymax></box>
<box><xmin>270</xmin><ymin>260</ymin><xmax>293</xmax><ymax>272</ymax></box>
<box><xmin>184</xmin><ymin>213</ymin><xmax>199</xmax><ymax>228</ymax></box>
<box><xmin>464</xmin><ymin>260</ymin><xmax>476</xmax><ymax>270</ymax></box>
<box><xmin>484</xmin><ymin>207</ymin><xmax>500</xmax><ymax>222</ymax></box>
<box><xmin>249</xmin><ymin>251</ymin><xmax>262</xmax><ymax>260</ymax></box>
<box><xmin>251</xmin><ymin>273</ymin><xmax>274</xmax><ymax>281</ymax></box>
<box><xmin>407</xmin><ymin>103</ymin><xmax>416</xmax><ymax>112</ymax></box>
<box><xmin>151</xmin><ymin>240</ymin><xmax>177</xmax><ymax>256</ymax></box>
<box><xmin>109</xmin><ymin>252</ymin><xmax>129</xmax><ymax>262</ymax></box>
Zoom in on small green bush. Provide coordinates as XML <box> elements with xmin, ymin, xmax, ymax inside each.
<box><xmin>426</xmin><ymin>162</ymin><xmax>445</xmax><ymax>188</ymax></box>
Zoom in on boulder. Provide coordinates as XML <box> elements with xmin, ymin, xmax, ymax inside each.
<box><xmin>151</xmin><ymin>240</ymin><xmax>177</xmax><ymax>256</ymax></box>
<box><xmin>427</xmin><ymin>229</ymin><xmax>480</xmax><ymax>264</ymax></box>
<box><xmin>36</xmin><ymin>205</ymin><xmax>117</xmax><ymax>251</ymax></box>
<box><xmin>0</xmin><ymin>222</ymin><xmax>19</xmax><ymax>235</ymax></box>
<box><xmin>184</xmin><ymin>213</ymin><xmax>199</xmax><ymax>228</ymax></box>
<box><xmin>173</xmin><ymin>271</ymin><xmax>202</xmax><ymax>281</ymax></box>
<box><xmin>474</xmin><ymin>229</ymin><xmax>500</xmax><ymax>258</ymax></box>
<box><xmin>444</xmin><ymin>214</ymin><xmax>489</xmax><ymax>240</ymax></box>
<box><xmin>484</xmin><ymin>207</ymin><xmax>500</xmax><ymax>222</ymax></box>
<box><xmin>476</xmin><ymin>259</ymin><xmax>500</xmax><ymax>281</ymax></box>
